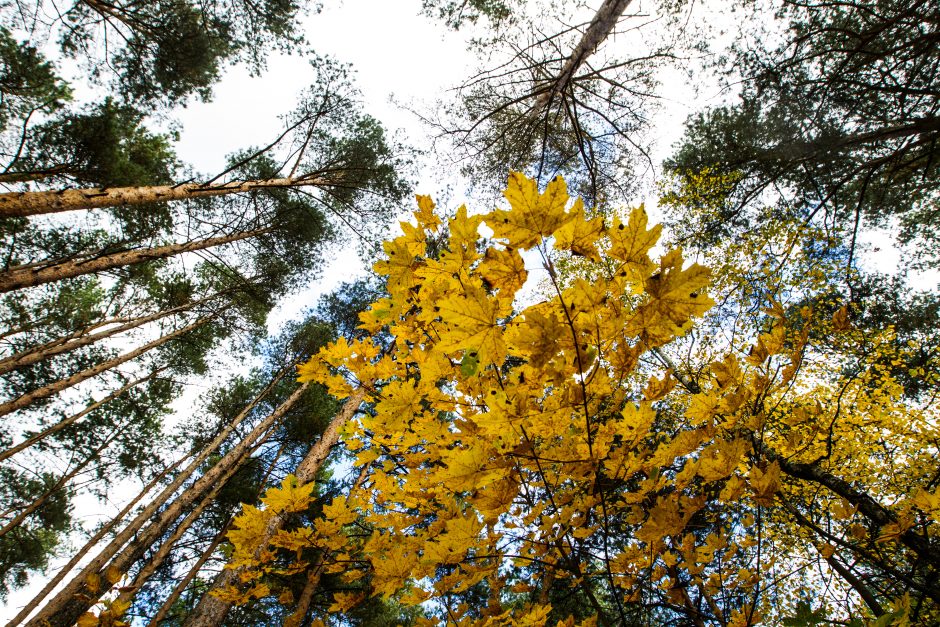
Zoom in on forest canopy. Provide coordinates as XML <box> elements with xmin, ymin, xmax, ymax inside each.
<box><xmin>0</xmin><ymin>0</ymin><xmax>936</xmax><ymax>626</ymax></box>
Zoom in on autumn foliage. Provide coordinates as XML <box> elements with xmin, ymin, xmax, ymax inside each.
<box><xmin>213</xmin><ymin>173</ymin><xmax>938</xmax><ymax>625</ymax></box>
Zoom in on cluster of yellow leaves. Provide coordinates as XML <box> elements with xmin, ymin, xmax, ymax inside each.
<box><xmin>226</xmin><ymin>172</ymin><xmax>939</xmax><ymax>625</ymax></box>
<box><xmin>291</xmin><ymin>172</ymin><xmax>814</xmax><ymax>623</ymax></box>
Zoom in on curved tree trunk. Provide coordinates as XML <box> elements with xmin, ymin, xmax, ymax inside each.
<box><xmin>0</xmin><ymin>367</ymin><xmax>164</xmax><ymax>463</ymax></box>
<box><xmin>0</xmin><ymin>176</ymin><xmax>327</xmax><ymax>218</ymax></box>
<box><xmin>0</xmin><ymin>315</ymin><xmax>215</xmax><ymax>419</ymax></box>
<box><xmin>26</xmin><ymin>381</ymin><xmax>308</xmax><ymax>627</ymax></box>
<box><xmin>183</xmin><ymin>389</ymin><xmax>365</xmax><ymax>627</ymax></box>
<box><xmin>0</xmin><ymin>230</ymin><xmax>271</xmax><ymax>293</ymax></box>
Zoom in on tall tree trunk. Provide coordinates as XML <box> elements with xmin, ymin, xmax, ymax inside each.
<box><xmin>5</xmin><ymin>453</ymin><xmax>191</xmax><ymax>627</ymax></box>
<box><xmin>0</xmin><ymin>295</ymin><xmax>218</xmax><ymax>375</ymax></box>
<box><xmin>145</xmin><ymin>521</ymin><xmax>232</xmax><ymax>627</ymax></box>
<box><xmin>0</xmin><ymin>418</ymin><xmax>130</xmax><ymax>538</ymax></box>
<box><xmin>0</xmin><ymin>230</ymin><xmax>271</xmax><ymax>293</ymax></box>
<box><xmin>0</xmin><ymin>176</ymin><xmax>327</xmax><ymax>218</ymax></box>
<box><xmin>0</xmin><ymin>315</ymin><xmax>215</xmax><ymax>419</ymax></box>
<box><xmin>114</xmin><ymin>427</ymin><xmax>272</xmax><ymax>611</ymax></box>
<box><xmin>533</xmin><ymin>0</ymin><xmax>633</xmax><ymax>113</ymax></box>
<box><xmin>146</xmin><ymin>439</ymin><xmax>289</xmax><ymax>626</ymax></box>
<box><xmin>183</xmin><ymin>389</ymin><xmax>365</xmax><ymax>627</ymax></box>
<box><xmin>26</xmin><ymin>381</ymin><xmax>308</xmax><ymax>627</ymax></box>
<box><xmin>0</xmin><ymin>367</ymin><xmax>164</xmax><ymax>463</ymax></box>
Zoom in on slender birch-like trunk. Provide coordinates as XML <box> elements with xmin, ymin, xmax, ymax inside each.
<box><xmin>0</xmin><ymin>229</ymin><xmax>271</xmax><ymax>293</ymax></box>
<box><xmin>0</xmin><ymin>176</ymin><xmax>327</xmax><ymax>218</ymax></box>
<box><xmin>0</xmin><ymin>368</ymin><xmax>164</xmax><ymax>463</ymax></box>
<box><xmin>26</xmin><ymin>382</ymin><xmax>309</xmax><ymax>627</ymax></box>
<box><xmin>113</xmin><ymin>428</ymin><xmax>272</xmax><ymax>611</ymax></box>
<box><xmin>0</xmin><ymin>315</ymin><xmax>214</xmax><ymax>419</ymax></box>
<box><xmin>183</xmin><ymin>389</ymin><xmax>365</xmax><ymax>627</ymax></box>
<box><xmin>0</xmin><ymin>418</ymin><xmax>130</xmax><ymax>538</ymax></box>
<box><xmin>146</xmin><ymin>441</ymin><xmax>289</xmax><ymax>626</ymax></box>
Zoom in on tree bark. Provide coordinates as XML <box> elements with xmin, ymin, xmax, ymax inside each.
<box><xmin>26</xmin><ymin>381</ymin><xmax>308</xmax><ymax>627</ymax></box>
<box><xmin>5</xmin><ymin>453</ymin><xmax>190</xmax><ymax>627</ymax></box>
<box><xmin>114</xmin><ymin>427</ymin><xmax>271</xmax><ymax>611</ymax></box>
<box><xmin>0</xmin><ymin>176</ymin><xmax>327</xmax><ymax>218</ymax></box>
<box><xmin>144</xmin><ymin>522</ymin><xmax>231</xmax><ymax>627</ymax></box>
<box><xmin>0</xmin><ymin>229</ymin><xmax>271</xmax><ymax>293</ymax></box>
<box><xmin>0</xmin><ymin>368</ymin><xmax>163</xmax><ymax>463</ymax></box>
<box><xmin>0</xmin><ymin>315</ymin><xmax>214</xmax><ymax>419</ymax></box>
<box><xmin>533</xmin><ymin>0</ymin><xmax>633</xmax><ymax>113</ymax></box>
<box><xmin>183</xmin><ymin>389</ymin><xmax>365</xmax><ymax>627</ymax></box>
<box><xmin>0</xmin><ymin>295</ymin><xmax>217</xmax><ymax>376</ymax></box>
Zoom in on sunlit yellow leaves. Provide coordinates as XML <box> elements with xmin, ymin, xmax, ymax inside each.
<box><xmin>423</xmin><ymin>512</ymin><xmax>485</xmax><ymax>565</ymax></box>
<box><xmin>439</xmin><ymin>443</ymin><xmax>502</xmax><ymax>492</ymax></box>
<box><xmin>553</xmin><ymin>198</ymin><xmax>603</xmax><ymax>261</ymax></box>
<box><xmin>261</xmin><ymin>474</ymin><xmax>316</xmax><ymax>514</ymax></box>
<box><xmin>698</xmin><ymin>439</ymin><xmax>746</xmax><ymax>482</ymax></box>
<box><xmin>479</xmin><ymin>246</ymin><xmax>528</xmax><ymax>293</ymax></box>
<box><xmin>627</xmin><ymin>248</ymin><xmax>713</xmax><ymax>346</ymax></box>
<box><xmin>487</xmin><ymin>173</ymin><xmax>573</xmax><ymax>249</ymax></box>
<box><xmin>436</xmin><ymin>284</ymin><xmax>509</xmax><ymax>367</ymax></box>
<box><xmin>607</xmin><ymin>205</ymin><xmax>661</xmax><ymax>277</ymax></box>
<box><xmin>371</xmin><ymin>544</ymin><xmax>419</xmax><ymax>598</ymax></box>
<box><xmin>415</xmin><ymin>194</ymin><xmax>442</xmax><ymax>231</ymax></box>
<box><xmin>748</xmin><ymin>462</ymin><xmax>781</xmax><ymax>506</ymax></box>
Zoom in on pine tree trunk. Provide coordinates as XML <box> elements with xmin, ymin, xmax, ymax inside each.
<box><xmin>0</xmin><ymin>315</ymin><xmax>214</xmax><ymax>419</ymax></box>
<box><xmin>144</xmin><ymin>522</ymin><xmax>232</xmax><ymax>627</ymax></box>
<box><xmin>0</xmin><ymin>295</ymin><xmax>216</xmax><ymax>375</ymax></box>
<box><xmin>0</xmin><ymin>229</ymin><xmax>271</xmax><ymax>293</ymax></box>
<box><xmin>0</xmin><ymin>418</ymin><xmax>129</xmax><ymax>538</ymax></box>
<box><xmin>183</xmin><ymin>389</ymin><xmax>365</xmax><ymax>627</ymax></box>
<box><xmin>5</xmin><ymin>453</ymin><xmax>191</xmax><ymax>627</ymax></box>
<box><xmin>0</xmin><ymin>176</ymin><xmax>326</xmax><ymax>218</ymax></box>
<box><xmin>146</xmin><ymin>439</ymin><xmax>289</xmax><ymax>626</ymax></box>
<box><xmin>0</xmin><ymin>368</ymin><xmax>164</xmax><ymax>463</ymax></box>
<box><xmin>26</xmin><ymin>381</ymin><xmax>308</xmax><ymax>627</ymax></box>
<box><xmin>533</xmin><ymin>0</ymin><xmax>632</xmax><ymax>113</ymax></box>
<box><xmin>114</xmin><ymin>427</ymin><xmax>271</xmax><ymax>611</ymax></box>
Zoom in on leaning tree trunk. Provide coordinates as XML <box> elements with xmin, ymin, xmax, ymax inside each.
<box><xmin>533</xmin><ymin>0</ymin><xmax>633</xmax><ymax>113</ymax></box>
<box><xmin>146</xmin><ymin>442</ymin><xmax>290</xmax><ymax>626</ymax></box>
<box><xmin>0</xmin><ymin>175</ymin><xmax>328</xmax><ymax>218</ymax></box>
<box><xmin>0</xmin><ymin>229</ymin><xmax>271</xmax><ymax>293</ymax></box>
<box><xmin>0</xmin><ymin>367</ymin><xmax>164</xmax><ymax>463</ymax></box>
<box><xmin>184</xmin><ymin>389</ymin><xmax>366</xmax><ymax>627</ymax></box>
<box><xmin>0</xmin><ymin>315</ymin><xmax>216</xmax><ymax>419</ymax></box>
<box><xmin>26</xmin><ymin>381</ymin><xmax>309</xmax><ymax>627</ymax></box>
<box><xmin>113</xmin><ymin>427</ymin><xmax>273</xmax><ymax>612</ymax></box>
<box><xmin>0</xmin><ymin>294</ymin><xmax>219</xmax><ymax>375</ymax></box>
<box><xmin>4</xmin><ymin>453</ymin><xmax>191</xmax><ymax>627</ymax></box>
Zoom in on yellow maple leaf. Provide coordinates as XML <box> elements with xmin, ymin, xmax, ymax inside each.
<box><xmin>486</xmin><ymin>173</ymin><xmax>574</xmax><ymax>250</ymax></box>
<box><xmin>479</xmin><ymin>246</ymin><xmax>528</xmax><ymax>294</ymax></box>
<box><xmin>552</xmin><ymin>198</ymin><xmax>604</xmax><ymax>261</ymax></box>
<box><xmin>436</xmin><ymin>284</ymin><xmax>508</xmax><ymax>367</ymax></box>
<box><xmin>748</xmin><ymin>462</ymin><xmax>781</xmax><ymax>506</ymax></box>
<box><xmin>414</xmin><ymin>194</ymin><xmax>442</xmax><ymax>231</ymax></box>
<box><xmin>261</xmin><ymin>474</ymin><xmax>316</xmax><ymax>514</ymax></box>
<box><xmin>607</xmin><ymin>205</ymin><xmax>661</xmax><ymax>270</ymax></box>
